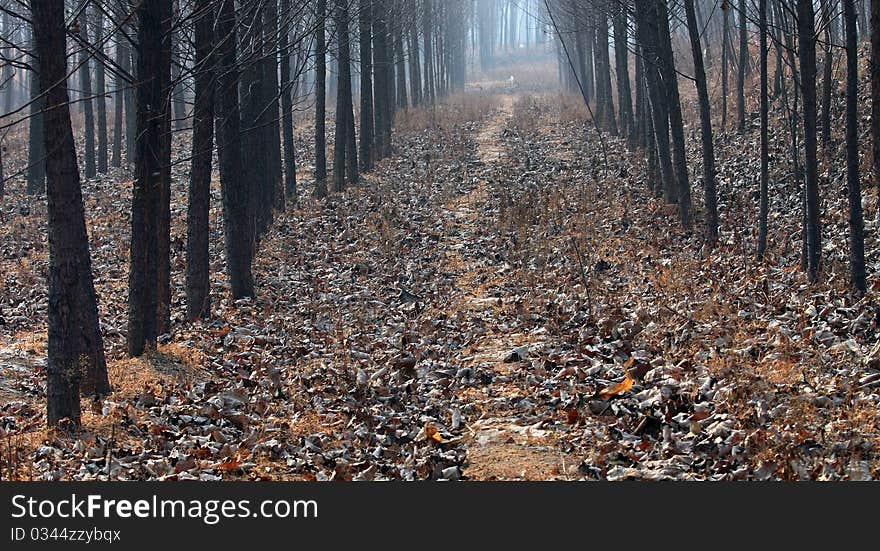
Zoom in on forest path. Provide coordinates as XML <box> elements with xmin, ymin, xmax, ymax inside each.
<box><xmin>433</xmin><ymin>94</ymin><xmax>571</xmax><ymax>480</ymax></box>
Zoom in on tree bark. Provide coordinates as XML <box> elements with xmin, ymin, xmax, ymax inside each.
<box><xmin>844</xmin><ymin>0</ymin><xmax>866</xmax><ymax>292</ymax></box>
<box><xmin>757</xmin><ymin>0</ymin><xmax>769</xmax><ymax>258</ymax></box>
<box><xmin>216</xmin><ymin>0</ymin><xmax>255</xmax><ymax>299</ymax></box>
<box><xmin>870</xmin><ymin>0</ymin><xmax>880</xmax><ymax>203</ymax></box>
<box><xmin>798</xmin><ymin>0</ymin><xmax>821</xmax><ymax>282</ymax></box>
<box><xmin>33</xmin><ymin>0</ymin><xmax>110</xmax><ymax>426</ymax></box>
<box><xmin>685</xmin><ymin>0</ymin><xmax>718</xmax><ymax>244</ymax></box>
<box><xmin>94</xmin><ymin>9</ymin><xmax>108</xmax><ymax>174</ymax></box>
<box><xmin>360</xmin><ymin>0</ymin><xmax>375</xmax><ymax>172</ymax></box>
<box><xmin>78</xmin><ymin>12</ymin><xmax>97</xmax><ymax>179</ymax></box>
<box><xmin>314</xmin><ymin>0</ymin><xmax>328</xmax><ymax>197</ymax></box>
<box><xmin>281</xmin><ymin>0</ymin><xmax>298</xmax><ymax>203</ymax></box>
<box><xmin>736</xmin><ymin>0</ymin><xmax>747</xmax><ymax>132</ymax></box>
<box><xmin>186</xmin><ymin>0</ymin><xmax>215</xmax><ymax>322</ymax></box>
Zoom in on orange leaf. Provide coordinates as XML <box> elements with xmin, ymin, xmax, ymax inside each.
<box><xmin>425</xmin><ymin>424</ymin><xmax>444</xmax><ymax>443</ymax></box>
<box><xmin>598</xmin><ymin>369</ymin><xmax>634</xmax><ymax>400</ymax></box>
<box><xmin>216</xmin><ymin>459</ymin><xmax>242</xmax><ymax>472</ymax></box>
<box><xmin>213</xmin><ymin>326</ymin><xmax>231</xmax><ymax>338</ymax></box>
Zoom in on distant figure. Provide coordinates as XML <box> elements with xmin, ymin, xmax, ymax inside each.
<box><xmin>508</xmin><ymin>75</ymin><xmax>517</xmax><ymax>91</ymax></box>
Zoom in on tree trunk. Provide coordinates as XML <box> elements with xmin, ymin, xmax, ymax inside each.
<box><xmin>870</xmin><ymin>0</ymin><xmax>880</xmax><ymax>203</ymax></box>
<box><xmin>736</xmin><ymin>0</ymin><xmax>747</xmax><ymax>132</ymax></box>
<box><xmin>844</xmin><ymin>0</ymin><xmax>866</xmax><ymax>292</ymax></box>
<box><xmin>186</xmin><ymin>0</ymin><xmax>215</xmax><ymax>322</ymax></box>
<box><xmin>79</xmin><ymin>12</ymin><xmax>97</xmax><ymax>179</ymax></box>
<box><xmin>685</xmin><ymin>0</ymin><xmax>718</xmax><ymax>244</ymax></box>
<box><xmin>216</xmin><ymin>0</ymin><xmax>255</xmax><ymax>299</ymax></box>
<box><xmin>798</xmin><ymin>0</ymin><xmax>821</xmax><ymax>282</ymax></box>
<box><xmin>281</xmin><ymin>0</ymin><xmax>298</xmax><ymax>203</ymax></box>
<box><xmin>721</xmin><ymin>2</ymin><xmax>729</xmax><ymax>131</ymax></box>
<box><xmin>111</xmin><ymin>37</ymin><xmax>127</xmax><ymax>168</ymax></box>
<box><xmin>314</xmin><ymin>0</ymin><xmax>328</xmax><ymax>197</ymax></box>
<box><xmin>33</xmin><ymin>0</ymin><xmax>110</xmax><ymax>426</ymax></box>
<box><xmin>656</xmin><ymin>0</ymin><xmax>690</xmax><ymax>225</ymax></box>
<box><xmin>94</xmin><ymin>9</ymin><xmax>108</xmax><ymax>174</ymax></box>
<box><xmin>125</xmin><ymin>47</ymin><xmax>137</xmax><ymax>167</ymax></box>
<box><xmin>333</xmin><ymin>0</ymin><xmax>356</xmax><ymax>192</ymax></box>
<box><xmin>634</xmin><ymin>0</ymin><xmax>675</xmax><ymax>205</ymax></box>
<box><xmin>394</xmin><ymin>0</ymin><xmax>408</xmax><ymax>109</ymax></box>
<box><xmin>128</xmin><ymin>0</ymin><xmax>171</xmax><ymax>357</ymax></box>
<box><xmin>757</xmin><ymin>0</ymin><xmax>769</xmax><ymax>258</ymax></box>
<box><xmin>820</xmin><ymin>0</ymin><xmax>834</xmax><ymax>151</ymax></box>
<box><xmin>613</xmin><ymin>6</ymin><xmax>634</xmax><ymax>145</ymax></box>
<box><xmin>374</xmin><ymin>0</ymin><xmax>393</xmax><ymax>158</ymax></box>
<box><xmin>27</xmin><ymin>61</ymin><xmax>46</xmax><ymax>195</ymax></box>
<box><xmin>360</xmin><ymin>0</ymin><xmax>375</xmax><ymax>171</ymax></box>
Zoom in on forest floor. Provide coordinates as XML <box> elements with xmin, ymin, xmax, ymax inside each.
<box><xmin>2</xmin><ymin>62</ymin><xmax>880</xmax><ymax>480</ymax></box>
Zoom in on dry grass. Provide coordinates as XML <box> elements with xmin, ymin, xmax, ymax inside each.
<box><xmin>394</xmin><ymin>92</ymin><xmax>500</xmax><ymax>133</ymax></box>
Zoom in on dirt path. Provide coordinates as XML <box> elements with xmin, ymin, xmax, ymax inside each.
<box><xmin>432</xmin><ymin>95</ymin><xmax>571</xmax><ymax>480</ymax></box>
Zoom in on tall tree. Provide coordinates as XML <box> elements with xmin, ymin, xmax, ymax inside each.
<box><xmin>281</xmin><ymin>0</ymin><xmax>299</xmax><ymax>203</ymax></box>
<box><xmin>314</xmin><ymin>0</ymin><xmax>328</xmax><ymax>197</ymax></box>
<box><xmin>359</xmin><ymin>0</ymin><xmax>375</xmax><ymax>171</ymax></box>
<box><xmin>32</xmin><ymin>0</ymin><xmax>110</xmax><ymax>426</ymax></box>
<box><xmin>186</xmin><ymin>0</ymin><xmax>216</xmax><ymax>321</ymax></box>
<box><xmin>613</xmin><ymin>5</ymin><xmax>634</xmax><ymax>144</ymax></box>
<box><xmin>332</xmin><ymin>0</ymin><xmax>357</xmax><ymax>192</ymax></box>
<box><xmin>128</xmin><ymin>0</ymin><xmax>172</xmax><ymax>356</ymax></box>
<box><xmin>634</xmin><ymin>0</ymin><xmax>675</xmax><ymax>205</ymax></box>
<box><xmin>111</xmin><ymin>28</ymin><xmax>128</xmax><ymax>168</ymax></box>
<box><xmin>798</xmin><ymin>0</ymin><xmax>821</xmax><ymax>282</ymax></box>
<box><xmin>656</xmin><ymin>0</ymin><xmax>690</xmax><ymax>226</ymax></box>
<box><xmin>757</xmin><ymin>0</ymin><xmax>770</xmax><ymax>258</ymax></box>
<box><xmin>216</xmin><ymin>0</ymin><xmax>255</xmax><ymax>298</ymax></box>
<box><xmin>871</xmin><ymin>0</ymin><xmax>880</xmax><ymax>203</ymax></box>
<box><xmin>736</xmin><ymin>0</ymin><xmax>747</xmax><ymax>132</ymax></box>
<box><xmin>94</xmin><ymin>9</ymin><xmax>108</xmax><ymax>174</ymax></box>
<box><xmin>844</xmin><ymin>0</ymin><xmax>866</xmax><ymax>293</ymax></box>
<box><xmin>685</xmin><ymin>0</ymin><xmax>718</xmax><ymax>244</ymax></box>
<box><xmin>26</xmin><ymin>59</ymin><xmax>46</xmax><ymax>195</ymax></box>
<box><xmin>78</xmin><ymin>11</ymin><xmax>97</xmax><ymax>179</ymax></box>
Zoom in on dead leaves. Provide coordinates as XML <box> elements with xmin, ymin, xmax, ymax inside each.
<box><xmin>597</xmin><ymin>358</ymin><xmax>636</xmax><ymax>400</ymax></box>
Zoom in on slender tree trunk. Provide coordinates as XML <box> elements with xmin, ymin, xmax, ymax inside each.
<box><xmin>27</xmin><ymin>61</ymin><xmax>46</xmax><ymax>195</ymax></box>
<box><xmin>635</xmin><ymin>1</ymin><xmax>675</xmax><ymax>205</ymax></box>
<box><xmin>737</xmin><ymin>0</ymin><xmax>747</xmax><ymax>132</ymax></box>
<box><xmin>798</xmin><ymin>0</ymin><xmax>821</xmax><ymax>282</ymax></box>
<box><xmin>657</xmin><ymin>0</ymin><xmax>690</xmax><ymax>225</ymax></box>
<box><xmin>263</xmin><ymin>0</ymin><xmax>283</xmax><ymax>213</ymax></box>
<box><xmin>394</xmin><ymin>0</ymin><xmax>408</xmax><ymax>109</ymax></box>
<box><xmin>94</xmin><ymin>9</ymin><xmax>108</xmax><ymax>174</ymax></box>
<box><xmin>281</xmin><ymin>0</ymin><xmax>298</xmax><ymax>203</ymax></box>
<box><xmin>79</xmin><ymin>12</ymin><xmax>97</xmax><ymax>179</ymax></box>
<box><xmin>111</xmin><ymin>37</ymin><xmax>127</xmax><ymax>168</ymax></box>
<box><xmin>613</xmin><ymin>7</ymin><xmax>634</xmax><ymax>145</ymax></box>
<box><xmin>360</xmin><ymin>0</ymin><xmax>375</xmax><ymax>171</ymax></box>
<box><xmin>873</xmin><ymin>0</ymin><xmax>880</xmax><ymax>206</ymax></box>
<box><xmin>820</xmin><ymin>0</ymin><xmax>834</xmax><ymax>151</ymax></box>
<box><xmin>186</xmin><ymin>0</ymin><xmax>215</xmax><ymax>322</ymax></box>
<box><xmin>125</xmin><ymin>47</ymin><xmax>137</xmax><ymax>167</ymax></box>
<box><xmin>721</xmin><ymin>3</ymin><xmax>729</xmax><ymax>131</ymax></box>
<box><xmin>844</xmin><ymin>0</ymin><xmax>866</xmax><ymax>292</ymax></box>
<box><xmin>685</xmin><ymin>0</ymin><xmax>718</xmax><ymax>243</ymax></box>
<box><xmin>374</xmin><ymin>0</ymin><xmax>393</xmax><ymax>158</ymax></box>
<box><xmin>333</xmin><ymin>0</ymin><xmax>355</xmax><ymax>192</ymax></box>
<box><xmin>757</xmin><ymin>0</ymin><xmax>769</xmax><ymax>258</ymax></box>
<box><xmin>216</xmin><ymin>0</ymin><xmax>255</xmax><ymax>299</ymax></box>
<box><xmin>171</xmin><ymin>0</ymin><xmax>187</xmax><ymax>131</ymax></box>
<box><xmin>157</xmin><ymin>2</ymin><xmax>173</xmax><ymax>336</ymax></box>
<box><xmin>314</xmin><ymin>0</ymin><xmax>328</xmax><ymax>197</ymax></box>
